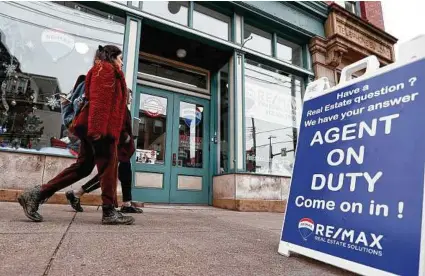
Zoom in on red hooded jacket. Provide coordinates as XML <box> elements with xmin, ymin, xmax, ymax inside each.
<box><xmin>74</xmin><ymin>61</ymin><xmax>128</xmax><ymax>142</ymax></box>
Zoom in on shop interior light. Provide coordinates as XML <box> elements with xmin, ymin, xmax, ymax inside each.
<box><xmin>176</xmin><ymin>49</ymin><xmax>187</xmax><ymax>59</ymax></box>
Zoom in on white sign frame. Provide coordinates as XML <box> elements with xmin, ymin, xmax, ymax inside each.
<box><xmin>278</xmin><ymin>35</ymin><xmax>425</xmax><ymax>276</ymax></box>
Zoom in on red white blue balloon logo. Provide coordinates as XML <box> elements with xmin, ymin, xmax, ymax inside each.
<box><xmin>298</xmin><ymin>218</ymin><xmax>315</xmax><ymax>241</ymax></box>
<box><xmin>182</xmin><ymin>107</ymin><xmax>202</xmax><ymax>128</ymax></box>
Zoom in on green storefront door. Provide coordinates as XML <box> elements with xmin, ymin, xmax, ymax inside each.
<box><xmin>131</xmin><ymin>85</ymin><xmax>210</xmax><ymax>204</ymax></box>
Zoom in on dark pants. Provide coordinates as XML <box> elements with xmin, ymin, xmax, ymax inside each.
<box><xmin>40</xmin><ymin>136</ymin><xmax>118</xmax><ymax>206</ymax></box>
<box><xmin>81</xmin><ymin>161</ymin><xmax>132</xmax><ymax>202</ymax></box>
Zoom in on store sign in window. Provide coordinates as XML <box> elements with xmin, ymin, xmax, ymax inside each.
<box><xmin>244</xmin><ymin>60</ymin><xmax>303</xmax><ymax>176</ymax></box>
<box><xmin>142</xmin><ymin>1</ymin><xmax>189</xmax><ymax>26</ymax></box>
<box><xmin>0</xmin><ymin>1</ymin><xmax>124</xmax><ymax>156</ymax></box>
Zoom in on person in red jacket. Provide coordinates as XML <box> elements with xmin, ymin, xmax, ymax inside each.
<box><xmin>17</xmin><ymin>45</ymin><xmax>134</xmax><ymax>225</ymax></box>
<box><xmin>66</xmin><ymin>90</ymin><xmax>143</xmax><ymax>213</ymax></box>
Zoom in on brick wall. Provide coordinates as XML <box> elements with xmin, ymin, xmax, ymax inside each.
<box><xmin>360</xmin><ymin>2</ymin><xmax>385</xmax><ymax>30</ymax></box>
<box><xmin>326</xmin><ymin>1</ymin><xmax>385</xmax><ymax>30</ymax></box>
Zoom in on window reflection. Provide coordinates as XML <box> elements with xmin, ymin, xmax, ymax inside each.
<box><xmin>243</xmin><ymin>24</ymin><xmax>272</xmax><ymax>56</ymax></box>
<box><xmin>136</xmin><ymin>94</ymin><xmax>168</xmax><ymax>165</ymax></box>
<box><xmin>178</xmin><ymin>102</ymin><xmax>204</xmax><ymax>168</ymax></box>
<box><xmin>244</xmin><ymin>60</ymin><xmax>303</xmax><ymax>176</ymax></box>
<box><xmin>0</xmin><ymin>1</ymin><xmax>124</xmax><ymax>155</ymax></box>
<box><xmin>193</xmin><ymin>4</ymin><xmax>230</xmax><ymax>40</ymax></box>
<box><xmin>142</xmin><ymin>1</ymin><xmax>189</xmax><ymax>26</ymax></box>
<box><xmin>277</xmin><ymin>37</ymin><xmax>302</xmax><ymax>67</ymax></box>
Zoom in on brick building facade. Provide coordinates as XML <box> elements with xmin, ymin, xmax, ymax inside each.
<box><xmin>311</xmin><ymin>2</ymin><xmax>397</xmax><ymax>87</ymax></box>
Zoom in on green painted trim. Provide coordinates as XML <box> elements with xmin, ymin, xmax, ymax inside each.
<box><xmin>133</xmin><ymin>18</ymin><xmax>142</xmax><ymax>92</ymax></box>
<box><xmin>233</xmin><ymin>51</ymin><xmax>238</xmax><ymax>171</ymax></box>
<box><xmin>241</xmin><ymin>53</ymin><xmax>246</xmax><ymax>172</ymax></box>
<box><xmin>169</xmin><ymin>94</ymin><xmax>210</xmax><ymax>204</ymax></box>
<box><xmin>289</xmin><ymin>1</ymin><xmax>329</xmax><ymax>19</ymax></box>
<box><xmin>225</xmin><ymin>62</ymin><xmax>232</xmax><ymax>174</ymax></box>
<box><xmin>209</xmin><ymin>72</ymin><xmax>219</xmax><ymax>204</ymax></box>
<box><xmin>122</xmin><ymin>16</ymin><xmax>131</xmax><ymax>75</ymax></box>
<box><xmin>129</xmin><ymin>16</ymin><xmax>142</xmax><ymax>126</ymax></box>
<box><xmin>272</xmin><ymin>33</ymin><xmax>277</xmax><ymax>58</ymax></box>
<box><xmin>240</xmin><ymin>14</ymin><xmax>244</xmax><ymax>44</ymax></box>
<box><xmin>188</xmin><ymin>1</ymin><xmax>194</xmax><ymax>28</ymax></box>
<box><xmin>231</xmin><ymin>12</ymin><xmax>237</xmax><ymax>43</ymax></box>
<box><xmin>132</xmin><ymin>86</ymin><xmax>174</xmax><ymax>203</ymax></box>
<box><xmin>231</xmin><ymin>1</ymin><xmax>325</xmax><ymax>38</ymax></box>
<box><xmin>302</xmin><ymin>44</ymin><xmax>312</xmax><ymax>71</ymax></box>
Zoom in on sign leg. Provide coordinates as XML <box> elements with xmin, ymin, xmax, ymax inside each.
<box><xmin>278</xmin><ymin>241</ymin><xmax>291</xmax><ymax>257</ymax></box>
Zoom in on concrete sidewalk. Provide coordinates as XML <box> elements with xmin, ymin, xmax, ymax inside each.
<box><xmin>0</xmin><ymin>202</ymin><xmax>351</xmax><ymax>276</ymax></box>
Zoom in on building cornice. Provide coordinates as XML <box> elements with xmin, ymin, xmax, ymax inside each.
<box><xmin>328</xmin><ymin>3</ymin><xmax>397</xmax><ymax>44</ymax></box>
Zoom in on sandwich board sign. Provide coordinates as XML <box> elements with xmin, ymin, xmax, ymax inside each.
<box><xmin>279</xmin><ymin>37</ymin><xmax>425</xmax><ymax>276</ymax></box>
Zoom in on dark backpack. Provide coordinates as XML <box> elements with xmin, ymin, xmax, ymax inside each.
<box><xmin>61</xmin><ymin>80</ymin><xmax>88</xmax><ymax>129</ymax></box>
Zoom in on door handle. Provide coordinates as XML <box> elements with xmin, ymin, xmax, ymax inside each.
<box><xmin>172</xmin><ymin>153</ymin><xmax>177</xmax><ymax>166</ymax></box>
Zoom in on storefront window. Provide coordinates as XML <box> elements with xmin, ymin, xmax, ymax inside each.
<box><xmin>276</xmin><ymin>37</ymin><xmax>302</xmax><ymax>67</ymax></box>
<box><xmin>0</xmin><ymin>2</ymin><xmax>124</xmax><ymax>156</ymax></box>
<box><xmin>243</xmin><ymin>24</ymin><xmax>272</xmax><ymax>56</ymax></box>
<box><xmin>244</xmin><ymin>60</ymin><xmax>303</xmax><ymax>176</ymax></box>
<box><xmin>142</xmin><ymin>1</ymin><xmax>189</xmax><ymax>26</ymax></box>
<box><xmin>193</xmin><ymin>4</ymin><xmax>230</xmax><ymax>41</ymax></box>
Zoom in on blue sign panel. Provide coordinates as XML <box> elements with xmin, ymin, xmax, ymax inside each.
<box><xmin>281</xmin><ymin>58</ymin><xmax>425</xmax><ymax>276</ymax></box>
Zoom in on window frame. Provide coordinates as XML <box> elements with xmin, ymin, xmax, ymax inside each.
<box><xmin>243</xmin><ymin>23</ymin><xmax>273</xmax><ymax>56</ymax></box>
<box><xmin>192</xmin><ymin>3</ymin><xmax>231</xmax><ymax>41</ymax></box>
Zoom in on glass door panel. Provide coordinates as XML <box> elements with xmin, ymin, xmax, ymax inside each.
<box><xmin>170</xmin><ymin>94</ymin><xmax>210</xmax><ymax>204</ymax></box>
<box><xmin>132</xmin><ymin>86</ymin><xmax>173</xmax><ymax>203</ymax></box>
<box><xmin>177</xmin><ymin>101</ymin><xmax>205</xmax><ymax>168</ymax></box>
<box><xmin>137</xmin><ymin>94</ymin><xmax>168</xmax><ymax>165</ymax></box>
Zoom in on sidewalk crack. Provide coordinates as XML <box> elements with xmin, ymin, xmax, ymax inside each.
<box><xmin>42</xmin><ymin>212</ymin><xmax>77</xmax><ymax>276</ymax></box>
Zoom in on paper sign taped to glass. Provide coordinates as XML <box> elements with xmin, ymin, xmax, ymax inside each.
<box><xmin>245</xmin><ymin>63</ymin><xmax>302</xmax><ymax>127</ymax></box>
<box><xmin>279</xmin><ymin>36</ymin><xmax>425</xmax><ymax>276</ymax></box>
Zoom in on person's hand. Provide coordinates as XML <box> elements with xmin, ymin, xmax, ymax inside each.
<box><xmin>125</xmin><ymin>134</ymin><xmax>131</xmax><ymax>144</ymax></box>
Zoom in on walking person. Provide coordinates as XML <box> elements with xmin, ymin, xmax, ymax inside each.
<box><xmin>18</xmin><ymin>45</ymin><xmax>135</xmax><ymax>225</ymax></box>
<box><xmin>66</xmin><ymin>90</ymin><xmax>143</xmax><ymax>214</ymax></box>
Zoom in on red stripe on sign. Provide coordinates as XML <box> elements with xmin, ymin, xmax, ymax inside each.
<box><xmin>300</xmin><ymin>218</ymin><xmax>314</xmax><ymax>224</ymax></box>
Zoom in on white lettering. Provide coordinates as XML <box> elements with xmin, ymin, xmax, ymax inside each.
<box><xmin>355</xmin><ymin>232</ymin><xmax>369</xmax><ymax>247</ymax></box>
<box><xmin>364</xmin><ymin>171</ymin><xmax>383</xmax><ymax>192</ymax></box>
<box><xmin>310</xmin><ymin>131</ymin><xmax>324</xmax><ymax>146</ymax></box>
<box><xmin>311</xmin><ymin>174</ymin><xmax>326</xmax><ymax>190</ymax></box>
<box><xmin>342</xmin><ymin>123</ymin><xmax>357</xmax><ymax>141</ymax></box>
<box><xmin>325</xmin><ymin>226</ymin><xmax>335</xmax><ymax>238</ymax></box>
<box><xmin>316</xmin><ymin>224</ymin><xmax>325</xmax><ymax>236</ymax></box>
<box><xmin>379</xmin><ymin>113</ymin><xmax>400</xmax><ymax>134</ymax></box>
<box><xmin>369</xmin><ymin>234</ymin><xmax>383</xmax><ymax>249</ymax></box>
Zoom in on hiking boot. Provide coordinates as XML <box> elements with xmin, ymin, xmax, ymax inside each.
<box><xmin>102</xmin><ymin>205</ymin><xmax>135</xmax><ymax>225</ymax></box>
<box><xmin>17</xmin><ymin>186</ymin><xmax>44</xmax><ymax>222</ymax></box>
<box><xmin>66</xmin><ymin>191</ymin><xmax>83</xmax><ymax>212</ymax></box>
<box><xmin>120</xmin><ymin>205</ymin><xmax>143</xmax><ymax>214</ymax></box>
